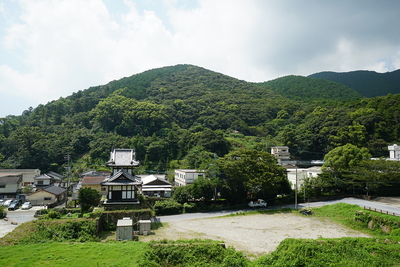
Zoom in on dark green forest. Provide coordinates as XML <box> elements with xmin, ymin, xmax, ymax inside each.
<box><xmin>309</xmin><ymin>69</ymin><xmax>400</xmax><ymax>97</ymax></box>
<box><xmin>1</xmin><ymin>64</ymin><xmax>400</xmax><ymax>180</ymax></box>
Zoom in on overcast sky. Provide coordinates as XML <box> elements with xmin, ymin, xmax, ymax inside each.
<box><xmin>1</xmin><ymin>0</ymin><xmax>400</xmax><ymax>117</ymax></box>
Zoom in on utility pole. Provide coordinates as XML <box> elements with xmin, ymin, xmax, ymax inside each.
<box><xmin>295</xmin><ymin>165</ymin><xmax>298</xmax><ymax>210</ymax></box>
<box><xmin>64</xmin><ymin>152</ymin><xmax>71</xmax><ymax>208</ymax></box>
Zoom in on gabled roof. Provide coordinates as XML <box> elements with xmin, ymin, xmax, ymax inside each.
<box><xmin>141</xmin><ymin>175</ymin><xmax>172</xmax><ymax>186</ymax></box>
<box><xmin>0</xmin><ymin>175</ymin><xmax>22</xmax><ymax>184</ymax></box>
<box><xmin>29</xmin><ymin>185</ymin><xmax>66</xmax><ymax>196</ymax></box>
<box><xmin>0</xmin><ymin>169</ymin><xmax>39</xmax><ymax>174</ymax></box>
<box><xmin>101</xmin><ymin>170</ymin><xmax>141</xmax><ymax>186</ymax></box>
<box><xmin>47</xmin><ymin>171</ymin><xmax>64</xmax><ymax>179</ymax></box>
<box><xmin>106</xmin><ymin>149</ymin><xmax>140</xmax><ymax>167</ymax></box>
<box><xmin>81</xmin><ymin>176</ymin><xmax>106</xmax><ymax>185</ymax></box>
<box><xmin>34</xmin><ymin>173</ymin><xmax>61</xmax><ymax>181</ymax></box>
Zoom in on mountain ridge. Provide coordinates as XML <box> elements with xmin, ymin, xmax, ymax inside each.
<box><xmin>308</xmin><ymin>69</ymin><xmax>400</xmax><ymax>97</ymax></box>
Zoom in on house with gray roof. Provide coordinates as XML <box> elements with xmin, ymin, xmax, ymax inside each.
<box><xmin>27</xmin><ymin>185</ymin><xmax>67</xmax><ymax>207</ymax></box>
<box><xmin>0</xmin><ymin>174</ymin><xmax>23</xmax><ymax>199</ymax></box>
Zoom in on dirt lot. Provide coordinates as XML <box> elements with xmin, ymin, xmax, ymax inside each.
<box><xmin>140</xmin><ymin>212</ymin><xmax>370</xmax><ymax>257</ymax></box>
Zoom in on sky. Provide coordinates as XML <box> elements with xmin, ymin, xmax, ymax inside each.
<box><xmin>1</xmin><ymin>0</ymin><xmax>400</xmax><ymax>117</ymax></box>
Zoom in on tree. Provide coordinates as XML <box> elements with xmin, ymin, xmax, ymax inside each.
<box><xmin>217</xmin><ymin>149</ymin><xmax>288</xmax><ymax>204</ymax></box>
<box><xmin>322</xmin><ymin>143</ymin><xmax>371</xmax><ymax>172</ymax></box>
<box><xmin>173</xmin><ymin>185</ymin><xmax>193</xmax><ymax>204</ymax></box>
<box><xmin>321</xmin><ymin>144</ymin><xmax>372</xmax><ymax>194</ymax></box>
<box><xmin>78</xmin><ymin>188</ymin><xmax>101</xmax><ymax>213</ymax></box>
<box><xmin>192</xmin><ymin>176</ymin><xmax>218</xmax><ymax>201</ymax></box>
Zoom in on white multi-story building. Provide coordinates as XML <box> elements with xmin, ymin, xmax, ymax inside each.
<box><xmin>174</xmin><ymin>169</ymin><xmax>204</xmax><ymax>187</ymax></box>
<box><xmin>286</xmin><ymin>166</ymin><xmax>322</xmax><ymax>190</ymax></box>
<box><xmin>271</xmin><ymin>146</ymin><xmax>290</xmax><ymax>159</ymax></box>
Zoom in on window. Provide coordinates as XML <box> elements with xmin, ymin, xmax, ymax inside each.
<box><xmin>37</xmin><ymin>181</ymin><xmax>43</xmax><ymax>185</ymax></box>
<box><xmin>44</xmin><ymin>197</ymin><xmax>51</xmax><ymax>200</ymax></box>
<box><xmin>0</xmin><ymin>185</ymin><xmax>5</xmax><ymax>188</ymax></box>
<box><xmin>101</xmin><ymin>187</ymin><xmax>106</xmax><ymax>191</ymax></box>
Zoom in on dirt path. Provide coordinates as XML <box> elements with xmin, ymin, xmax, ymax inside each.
<box><xmin>140</xmin><ymin>212</ymin><xmax>370</xmax><ymax>257</ymax></box>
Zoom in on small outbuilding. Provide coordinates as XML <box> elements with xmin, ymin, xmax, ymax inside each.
<box><xmin>116</xmin><ymin>218</ymin><xmax>133</xmax><ymax>241</ymax></box>
<box><xmin>138</xmin><ymin>220</ymin><xmax>151</xmax><ymax>235</ymax></box>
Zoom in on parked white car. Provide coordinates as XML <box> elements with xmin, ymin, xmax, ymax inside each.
<box><xmin>3</xmin><ymin>199</ymin><xmax>12</xmax><ymax>207</ymax></box>
<box><xmin>22</xmin><ymin>202</ymin><xmax>32</xmax><ymax>210</ymax></box>
<box><xmin>248</xmin><ymin>199</ymin><xmax>267</xmax><ymax>208</ymax></box>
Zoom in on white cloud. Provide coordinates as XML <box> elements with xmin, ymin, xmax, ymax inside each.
<box><xmin>1</xmin><ymin>0</ymin><xmax>400</xmax><ymax>117</ymax></box>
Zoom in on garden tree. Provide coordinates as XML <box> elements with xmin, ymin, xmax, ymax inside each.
<box><xmin>21</xmin><ymin>185</ymin><xmax>33</xmax><ymax>194</ymax></box>
<box><xmin>321</xmin><ymin>143</ymin><xmax>372</xmax><ymax>194</ymax></box>
<box><xmin>173</xmin><ymin>185</ymin><xmax>193</xmax><ymax>204</ymax></box>
<box><xmin>217</xmin><ymin>149</ymin><xmax>289</xmax><ymax>204</ymax></box>
<box><xmin>78</xmin><ymin>187</ymin><xmax>101</xmax><ymax>213</ymax></box>
<box><xmin>192</xmin><ymin>176</ymin><xmax>218</xmax><ymax>201</ymax></box>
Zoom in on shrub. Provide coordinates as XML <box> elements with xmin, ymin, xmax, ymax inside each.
<box><xmin>153</xmin><ymin>199</ymin><xmax>183</xmax><ymax>215</ymax></box>
<box><xmin>47</xmin><ymin>210</ymin><xmax>61</xmax><ymax>219</ymax></box>
<box><xmin>183</xmin><ymin>202</ymin><xmax>197</xmax><ymax>213</ymax></box>
<box><xmin>0</xmin><ymin>205</ymin><xmax>6</xmax><ymax>218</ymax></box>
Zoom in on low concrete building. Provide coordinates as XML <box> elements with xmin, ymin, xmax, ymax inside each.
<box><xmin>286</xmin><ymin>166</ymin><xmax>322</xmax><ymax>190</ymax></box>
<box><xmin>174</xmin><ymin>169</ymin><xmax>205</xmax><ymax>187</ymax></box>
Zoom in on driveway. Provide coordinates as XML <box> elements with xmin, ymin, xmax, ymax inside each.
<box><xmin>157</xmin><ymin>197</ymin><xmax>400</xmax><ymax>223</ymax></box>
<box><xmin>0</xmin><ymin>206</ymin><xmax>44</xmax><ymax>238</ymax></box>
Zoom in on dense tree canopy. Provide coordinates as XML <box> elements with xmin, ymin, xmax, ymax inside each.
<box><xmin>0</xmin><ymin>64</ymin><xmax>400</xmax><ymax>182</ymax></box>
<box><xmin>217</xmin><ymin>149</ymin><xmax>289</xmax><ymax>204</ymax></box>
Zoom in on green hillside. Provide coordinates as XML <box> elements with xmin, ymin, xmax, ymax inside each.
<box><xmin>309</xmin><ymin>69</ymin><xmax>400</xmax><ymax>97</ymax></box>
<box><xmin>1</xmin><ymin>64</ymin><xmax>400</xmax><ymax>174</ymax></box>
<box><xmin>259</xmin><ymin>75</ymin><xmax>362</xmax><ymax>102</ymax></box>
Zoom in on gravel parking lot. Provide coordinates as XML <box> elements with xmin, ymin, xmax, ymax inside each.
<box><xmin>140</xmin><ymin>212</ymin><xmax>370</xmax><ymax>257</ymax></box>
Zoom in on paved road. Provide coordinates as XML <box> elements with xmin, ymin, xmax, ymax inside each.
<box><xmin>157</xmin><ymin>197</ymin><xmax>400</xmax><ymax>222</ymax></box>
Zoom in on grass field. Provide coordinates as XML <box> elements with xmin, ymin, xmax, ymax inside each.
<box><xmin>2</xmin><ymin>203</ymin><xmax>400</xmax><ymax>266</ymax></box>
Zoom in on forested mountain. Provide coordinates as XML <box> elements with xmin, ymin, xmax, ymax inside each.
<box><xmin>1</xmin><ymin>64</ymin><xmax>400</xmax><ymax>176</ymax></box>
<box><xmin>309</xmin><ymin>69</ymin><xmax>400</xmax><ymax>97</ymax></box>
<box><xmin>259</xmin><ymin>75</ymin><xmax>362</xmax><ymax>102</ymax></box>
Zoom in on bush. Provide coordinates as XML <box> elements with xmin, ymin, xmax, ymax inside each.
<box><xmin>0</xmin><ymin>205</ymin><xmax>6</xmax><ymax>218</ymax></box>
<box><xmin>47</xmin><ymin>210</ymin><xmax>61</xmax><ymax>219</ymax></box>
<box><xmin>183</xmin><ymin>202</ymin><xmax>197</xmax><ymax>213</ymax></box>
<box><xmin>147</xmin><ymin>239</ymin><xmax>248</xmax><ymax>267</ymax></box>
<box><xmin>153</xmin><ymin>199</ymin><xmax>183</xmax><ymax>215</ymax></box>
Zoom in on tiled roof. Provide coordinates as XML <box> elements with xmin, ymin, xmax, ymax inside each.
<box><xmin>106</xmin><ymin>149</ymin><xmax>140</xmax><ymax>167</ymax></box>
<box><xmin>101</xmin><ymin>170</ymin><xmax>141</xmax><ymax>185</ymax></box>
<box><xmin>29</xmin><ymin>185</ymin><xmax>66</xmax><ymax>196</ymax></box>
<box><xmin>0</xmin><ymin>175</ymin><xmax>22</xmax><ymax>184</ymax></box>
<box><xmin>81</xmin><ymin>176</ymin><xmax>106</xmax><ymax>185</ymax></box>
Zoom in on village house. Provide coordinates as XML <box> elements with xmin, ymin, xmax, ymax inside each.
<box><xmin>79</xmin><ymin>172</ymin><xmax>108</xmax><ymax>195</ymax></box>
<box><xmin>0</xmin><ymin>173</ymin><xmax>23</xmax><ymax>199</ymax></box>
<box><xmin>138</xmin><ymin>174</ymin><xmax>172</xmax><ymax>198</ymax></box>
<box><xmin>0</xmin><ymin>169</ymin><xmax>40</xmax><ymax>186</ymax></box>
<box><xmin>33</xmin><ymin>172</ymin><xmax>63</xmax><ymax>189</ymax></box>
<box><xmin>27</xmin><ymin>185</ymin><xmax>67</xmax><ymax>207</ymax></box>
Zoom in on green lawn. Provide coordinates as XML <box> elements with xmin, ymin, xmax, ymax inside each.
<box><xmin>0</xmin><ymin>242</ymin><xmax>154</xmax><ymax>267</ymax></box>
